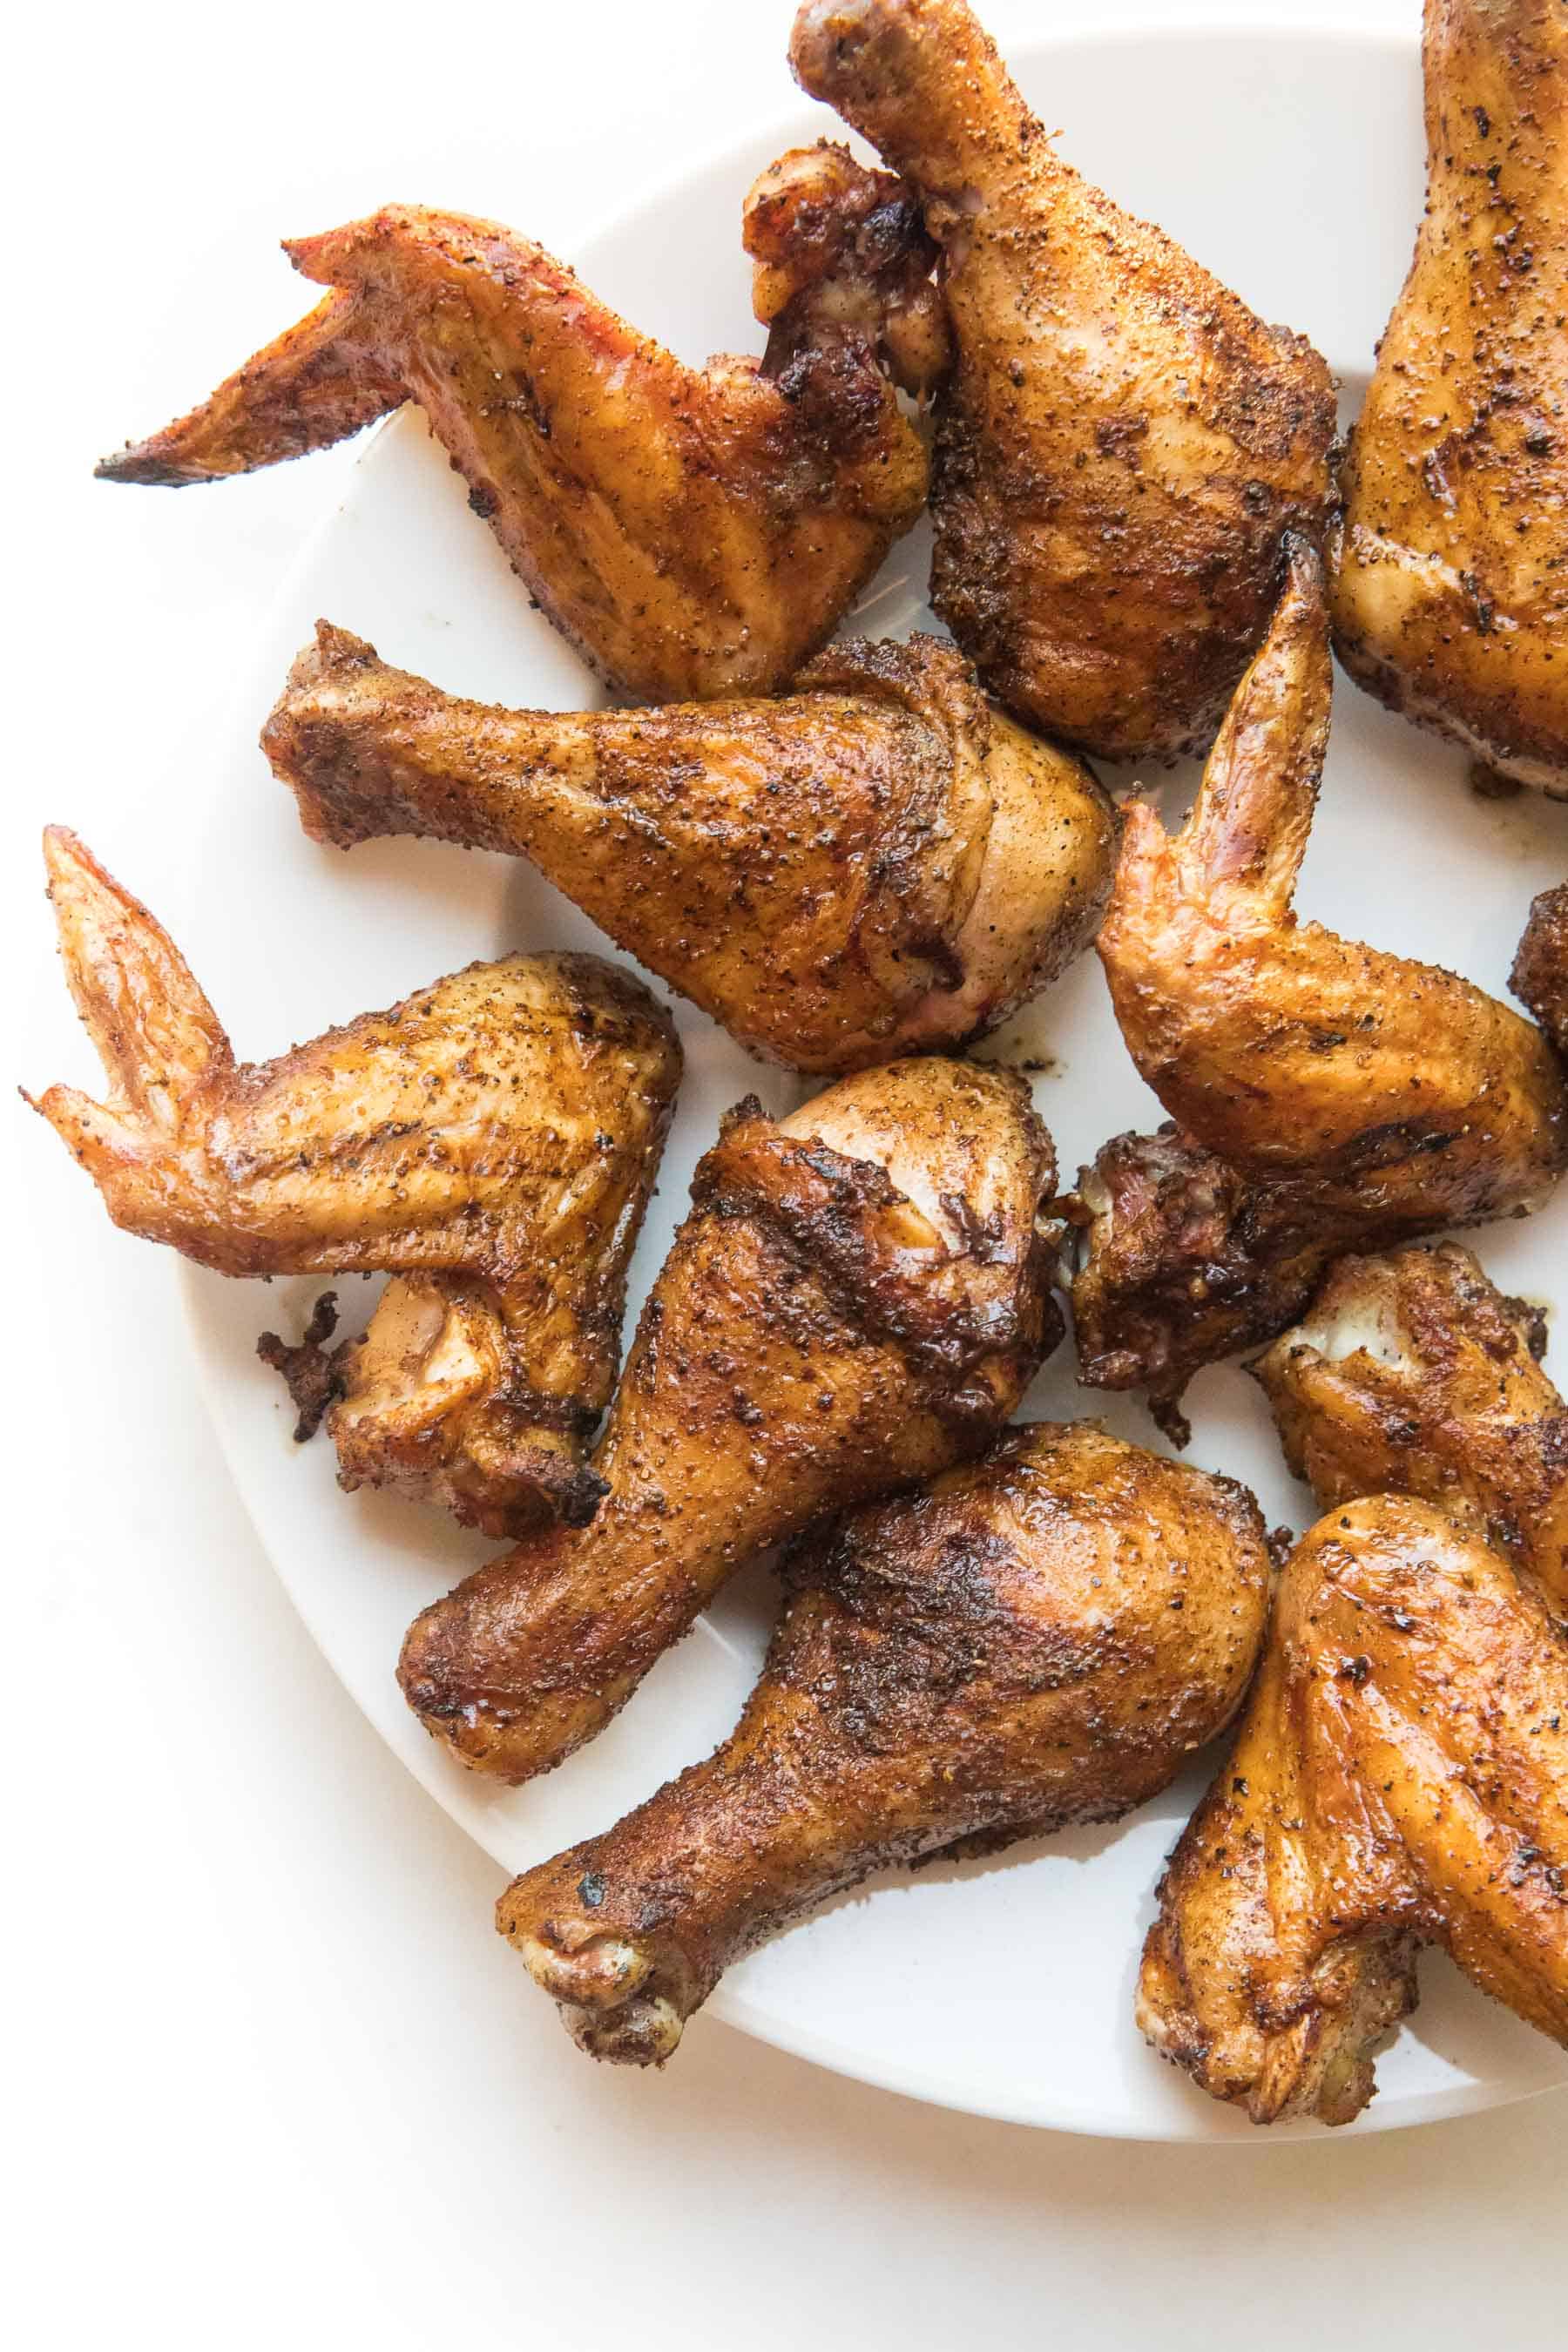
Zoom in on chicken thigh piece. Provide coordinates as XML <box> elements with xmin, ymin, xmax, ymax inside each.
<box><xmin>1330</xmin><ymin>1</ymin><xmax>1568</xmax><ymax>795</ymax></box>
<box><xmin>497</xmin><ymin>1422</ymin><xmax>1271</xmax><ymax>2065</ymax></box>
<box><xmin>1138</xmin><ymin>1497</ymin><xmax>1568</xmax><ymax>2126</ymax></box>
<box><xmin>1254</xmin><ymin>1241</ymin><xmax>1568</xmax><ymax>1610</ymax></box>
<box><xmin>1099</xmin><ymin>538</ymin><xmax>1568</xmax><ymax>1224</ymax></box>
<box><xmin>27</xmin><ymin>829</ymin><xmax>680</xmax><ymax>1536</ymax></box>
<box><xmin>1513</xmin><ymin>882</ymin><xmax>1568</xmax><ymax>1060</ymax></box>
<box><xmin>786</xmin><ymin>0</ymin><xmax>1335</xmax><ymax>762</ymax></box>
<box><xmin>94</xmin><ymin>203</ymin><xmax>929</xmax><ymax>702</ymax></box>
<box><xmin>263</xmin><ymin>624</ymin><xmax>1116</xmax><ymax>1075</ymax></box>
<box><xmin>398</xmin><ymin>1058</ymin><xmax>1061</xmax><ymax>1782</ymax></box>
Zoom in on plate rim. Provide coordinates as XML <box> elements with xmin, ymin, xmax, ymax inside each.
<box><xmin>172</xmin><ymin>6</ymin><xmax>1568</xmax><ymax>2141</ymax></box>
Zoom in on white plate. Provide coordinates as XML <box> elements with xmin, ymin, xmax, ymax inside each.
<box><xmin>158</xmin><ymin>18</ymin><xmax>1568</xmax><ymax>2136</ymax></box>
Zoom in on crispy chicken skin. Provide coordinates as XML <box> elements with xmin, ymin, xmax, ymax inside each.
<box><xmin>1138</xmin><ymin>1497</ymin><xmax>1568</xmax><ymax>2126</ymax></box>
<box><xmin>1063</xmin><ymin>1126</ymin><xmax>1376</xmax><ymax>1443</ymax></box>
<box><xmin>1330</xmin><ymin>2</ymin><xmax>1568</xmax><ymax>795</ymax></box>
<box><xmin>94</xmin><ymin>203</ymin><xmax>929</xmax><ymax>703</ymax></box>
<box><xmin>27</xmin><ymin>828</ymin><xmax>680</xmax><ymax>1536</ymax></box>
<box><xmin>745</xmin><ymin>140</ymin><xmax>952</xmax><ymax>405</ymax></box>
<box><xmin>1099</xmin><ymin>539</ymin><xmax>1568</xmax><ymax>1223</ymax></box>
<box><xmin>398</xmin><ymin>1058</ymin><xmax>1061</xmax><ymax>1782</ymax></box>
<box><xmin>1254</xmin><ymin>1242</ymin><xmax>1568</xmax><ymax>1611</ymax></box>
<box><xmin>263</xmin><ymin>624</ymin><xmax>1116</xmax><ymax>1075</ymax></box>
<box><xmin>1513</xmin><ymin>882</ymin><xmax>1568</xmax><ymax>1059</ymax></box>
<box><xmin>786</xmin><ymin>0</ymin><xmax>1335</xmax><ymax>762</ymax></box>
<box><xmin>497</xmin><ymin>1422</ymin><xmax>1271</xmax><ymax>2065</ymax></box>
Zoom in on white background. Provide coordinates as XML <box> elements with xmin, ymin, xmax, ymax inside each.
<box><xmin>8</xmin><ymin>1</ymin><xmax>1564</xmax><ymax>2342</ymax></box>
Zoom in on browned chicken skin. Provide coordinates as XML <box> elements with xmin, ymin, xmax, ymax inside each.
<box><xmin>1331</xmin><ymin>1</ymin><xmax>1568</xmax><ymax>794</ymax></box>
<box><xmin>1513</xmin><ymin>882</ymin><xmax>1568</xmax><ymax>1058</ymax></box>
<box><xmin>497</xmin><ymin>1420</ymin><xmax>1270</xmax><ymax>2065</ymax></box>
<box><xmin>786</xmin><ymin>0</ymin><xmax>1335</xmax><ymax>761</ymax></box>
<box><xmin>398</xmin><ymin>1058</ymin><xmax>1060</xmax><ymax>1782</ymax></box>
<box><xmin>745</xmin><ymin>140</ymin><xmax>953</xmax><ymax>405</ymax></box>
<box><xmin>27</xmin><ymin>828</ymin><xmax>680</xmax><ymax>1535</ymax></box>
<box><xmin>1063</xmin><ymin>1126</ymin><xmax>1378</xmax><ymax>1443</ymax></box>
<box><xmin>263</xmin><ymin>624</ymin><xmax>1116</xmax><ymax>1074</ymax></box>
<box><xmin>1099</xmin><ymin>538</ymin><xmax>1568</xmax><ymax>1222</ymax></box>
<box><xmin>1068</xmin><ymin>546</ymin><xmax>1566</xmax><ymax>1423</ymax></box>
<box><xmin>1254</xmin><ymin>1241</ymin><xmax>1568</xmax><ymax>1611</ymax></box>
<box><xmin>95</xmin><ymin>203</ymin><xmax>929</xmax><ymax>702</ymax></box>
<box><xmin>1138</xmin><ymin>1497</ymin><xmax>1568</xmax><ymax>2126</ymax></box>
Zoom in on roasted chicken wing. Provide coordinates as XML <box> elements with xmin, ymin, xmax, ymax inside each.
<box><xmin>1331</xmin><ymin>1</ymin><xmax>1568</xmax><ymax>795</ymax></box>
<box><xmin>95</xmin><ymin>202</ymin><xmax>929</xmax><ymax>703</ymax></box>
<box><xmin>1254</xmin><ymin>1241</ymin><xmax>1568</xmax><ymax>1610</ymax></box>
<box><xmin>263</xmin><ymin>623</ymin><xmax>1116</xmax><ymax>1074</ymax></box>
<box><xmin>1138</xmin><ymin>1497</ymin><xmax>1568</xmax><ymax>2126</ymax></box>
<box><xmin>1513</xmin><ymin>882</ymin><xmax>1568</xmax><ymax>1060</ymax></box>
<box><xmin>27</xmin><ymin>828</ymin><xmax>680</xmax><ymax>1535</ymax></box>
<box><xmin>1099</xmin><ymin>538</ymin><xmax>1568</xmax><ymax>1223</ymax></box>
<box><xmin>785</xmin><ymin>0</ymin><xmax>1335</xmax><ymax>761</ymax></box>
<box><xmin>398</xmin><ymin>1058</ymin><xmax>1060</xmax><ymax>1782</ymax></box>
<box><xmin>497</xmin><ymin>1421</ymin><xmax>1270</xmax><ymax>2064</ymax></box>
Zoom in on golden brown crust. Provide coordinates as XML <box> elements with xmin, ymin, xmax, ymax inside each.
<box><xmin>788</xmin><ymin>0</ymin><xmax>1335</xmax><ymax>761</ymax></box>
<box><xmin>262</xmin><ymin>622</ymin><xmax>1114</xmax><ymax>1073</ymax></box>
<box><xmin>28</xmin><ymin>828</ymin><xmax>679</xmax><ymax>1535</ymax></box>
<box><xmin>1330</xmin><ymin>1</ymin><xmax>1568</xmax><ymax>794</ymax></box>
<box><xmin>97</xmin><ymin>204</ymin><xmax>928</xmax><ymax>702</ymax></box>
<box><xmin>1139</xmin><ymin>1497</ymin><xmax>1568</xmax><ymax>2126</ymax></box>
<box><xmin>1254</xmin><ymin>1239</ymin><xmax>1568</xmax><ymax>1612</ymax></box>
<box><xmin>1100</xmin><ymin>541</ymin><xmax>1568</xmax><ymax>1223</ymax></box>
<box><xmin>397</xmin><ymin>1058</ymin><xmax>1062</xmax><ymax>1782</ymax></box>
<box><xmin>496</xmin><ymin>1421</ymin><xmax>1270</xmax><ymax>2063</ymax></box>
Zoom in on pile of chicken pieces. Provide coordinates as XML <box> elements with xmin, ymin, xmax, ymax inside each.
<box><xmin>34</xmin><ymin>0</ymin><xmax>1568</xmax><ymax>2126</ymax></box>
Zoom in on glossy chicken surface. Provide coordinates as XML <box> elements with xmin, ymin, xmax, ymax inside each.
<box><xmin>497</xmin><ymin>1421</ymin><xmax>1270</xmax><ymax>2064</ymax></box>
<box><xmin>95</xmin><ymin>204</ymin><xmax>929</xmax><ymax>703</ymax></box>
<box><xmin>398</xmin><ymin>1058</ymin><xmax>1061</xmax><ymax>1781</ymax></box>
<box><xmin>1331</xmin><ymin>1</ymin><xmax>1568</xmax><ymax>795</ymax></box>
<box><xmin>1513</xmin><ymin>882</ymin><xmax>1568</xmax><ymax>1059</ymax></box>
<box><xmin>787</xmin><ymin>0</ymin><xmax>1335</xmax><ymax>761</ymax></box>
<box><xmin>264</xmin><ymin>624</ymin><xmax>1116</xmax><ymax>1074</ymax></box>
<box><xmin>1255</xmin><ymin>1241</ymin><xmax>1568</xmax><ymax>1611</ymax></box>
<box><xmin>1099</xmin><ymin>539</ymin><xmax>1568</xmax><ymax>1223</ymax></box>
<box><xmin>1139</xmin><ymin>1497</ymin><xmax>1568</xmax><ymax>2126</ymax></box>
<box><xmin>28</xmin><ymin>828</ymin><xmax>680</xmax><ymax>1535</ymax></box>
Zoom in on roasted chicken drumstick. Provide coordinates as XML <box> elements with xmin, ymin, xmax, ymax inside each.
<box><xmin>95</xmin><ymin>200</ymin><xmax>930</xmax><ymax>702</ymax></box>
<box><xmin>1100</xmin><ymin>537</ymin><xmax>1568</xmax><ymax>1221</ymax></box>
<box><xmin>497</xmin><ymin>1421</ymin><xmax>1270</xmax><ymax>2065</ymax></box>
<box><xmin>1331</xmin><ymin>0</ymin><xmax>1568</xmax><ymax>795</ymax></box>
<box><xmin>1254</xmin><ymin>1240</ymin><xmax>1568</xmax><ymax>1611</ymax></box>
<box><xmin>398</xmin><ymin>1058</ymin><xmax>1060</xmax><ymax>1781</ymax></box>
<box><xmin>27</xmin><ymin>828</ymin><xmax>680</xmax><ymax>1535</ymax></box>
<box><xmin>263</xmin><ymin>624</ymin><xmax>1116</xmax><ymax>1074</ymax></box>
<box><xmin>786</xmin><ymin>0</ymin><xmax>1335</xmax><ymax>761</ymax></box>
<box><xmin>1138</xmin><ymin>1497</ymin><xmax>1568</xmax><ymax>2126</ymax></box>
